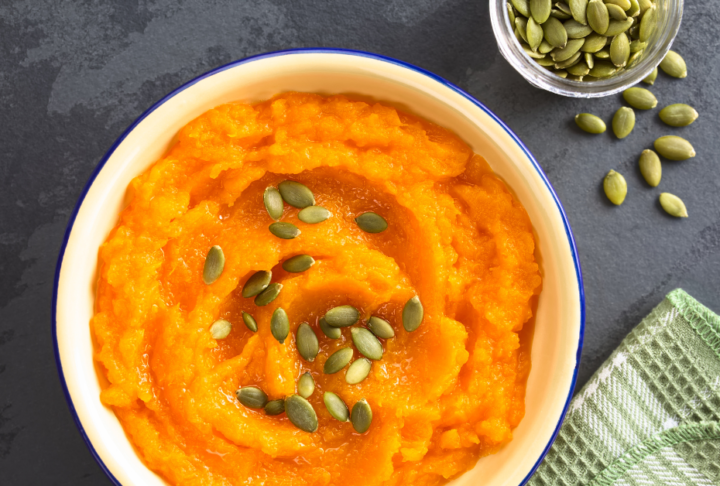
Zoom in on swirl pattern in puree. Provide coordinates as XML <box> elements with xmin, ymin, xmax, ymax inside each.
<box><xmin>91</xmin><ymin>92</ymin><xmax>542</xmax><ymax>485</ymax></box>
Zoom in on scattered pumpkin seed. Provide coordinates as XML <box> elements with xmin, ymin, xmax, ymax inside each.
<box><xmin>530</xmin><ymin>0</ymin><xmax>552</xmax><ymax>23</ymax></box>
<box><xmin>654</xmin><ymin>135</ymin><xmax>696</xmax><ymax>160</ymax></box>
<box><xmin>638</xmin><ymin>149</ymin><xmax>662</xmax><ymax>187</ymax></box>
<box><xmin>605</xmin><ymin>18</ymin><xmax>633</xmax><ymax>37</ymax></box>
<box><xmin>568</xmin><ymin>0</ymin><xmax>588</xmax><ymax>24</ymax></box>
<box><xmin>298</xmin><ymin>372</ymin><xmax>315</xmax><ymax>398</ymax></box>
<box><xmin>512</xmin><ymin>0</ymin><xmax>531</xmax><ymax>17</ymax></box>
<box><xmin>254</xmin><ymin>283</ymin><xmax>282</xmax><ymax>306</ymax></box>
<box><xmin>296</xmin><ymin>323</ymin><xmax>319</xmax><ymax>362</ymax></box>
<box><xmin>659</xmin><ymin>104</ymin><xmax>698</xmax><ymax>127</ymax></box>
<box><xmin>298</xmin><ymin>205</ymin><xmax>332</xmax><ymax>224</ymax></box>
<box><xmin>278</xmin><ymin>181</ymin><xmax>315</xmax><ymax>209</ymax></box>
<box><xmin>203</xmin><ymin>245</ymin><xmax>225</xmax><ymax>285</ymax></box>
<box><xmin>324</xmin><ymin>347</ymin><xmax>354</xmax><ymax>374</ymax></box>
<box><xmin>237</xmin><ymin>386</ymin><xmax>268</xmax><ymax>409</ymax></box>
<box><xmin>659</xmin><ymin>50</ymin><xmax>687</xmax><ymax>78</ymax></box>
<box><xmin>285</xmin><ymin>394</ymin><xmax>318</xmax><ymax>433</ymax></box>
<box><xmin>642</xmin><ymin>66</ymin><xmax>658</xmax><ymax>85</ymax></box>
<box><xmin>605</xmin><ymin>0</ymin><xmax>630</xmax><ymax>9</ymax></box>
<box><xmin>610</xmin><ymin>33</ymin><xmax>630</xmax><ymax>67</ymax></box>
<box><xmin>351</xmin><ymin>327</ymin><xmax>384</xmax><ymax>361</ymax></box>
<box><xmin>402</xmin><ymin>296</ymin><xmax>424</xmax><ymax>332</ymax></box>
<box><xmin>587</xmin><ymin>0</ymin><xmax>609</xmax><ymax>35</ymax></box>
<box><xmin>612</xmin><ymin>106</ymin><xmax>635</xmax><ymax>139</ymax></box>
<box><xmin>659</xmin><ymin>193</ymin><xmax>688</xmax><ymax>218</ymax></box>
<box><xmin>367</xmin><ymin>316</ymin><xmax>396</xmax><ymax>339</ymax></box>
<box><xmin>346</xmin><ymin>358</ymin><xmax>372</xmax><ymax>385</ymax></box>
<box><xmin>242</xmin><ymin>270</ymin><xmax>272</xmax><ymax>298</ymax></box>
<box><xmin>603</xmin><ymin>170</ymin><xmax>628</xmax><ymax>205</ymax></box>
<box><xmin>282</xmin><ymin>254</ymin><xmax>315</xmax><ymax>273</ymax></box>
<box><xmin>527</xmin><ymin>17</ymin><xmax>544</xmax><ymax>50</ymax></box>
<box><xmin>355</xmin><ymin>212</ymin><xmax>388</xmax><ymax>233</ymax></box>
<box><xmin>241</xmin><ymin>311</ymin><xmax>258</xmax><ymax>332</ymax></box>
<box><xmin>606</xmin><ymin>3</ymin><xmax>627</xmax><ymax>20</ymax></box>
<box><xmin>319</xmin><ymin>317</ymin><xmax>341</xmax><ymax>339</ymax></box>
<box><xmin>269</xmin><ymin>222</ymin><xmax>301</xmax><ymax>239</ymax></box>
<box><xmin>263</xmin><ymin>187</ymin><xmax>283</xmax><ymax>220</ymax></box>
<box><xmin>542</xmin><ymin>17</ymin><xmax>568</xmax><ymax>48</ymax></box>
<box><xmin>564</xmin><ymin>19</ymin><xmax>593</xmax><ymax>38</ymax></box>
<box><xmin>264</xmin><ymin>399</ymin><xmax>285</xmax><ymax>416</ymax></box>
<box><xmin>271</xmin><ymin>308</ymin><xmax>290</xmax><ymax>344</ymax></box>
<box><xmin>623</xmin><ymin>87</ymin><xmax>657</xmax><ymax>110</ymax></box>
<box><xmin>325</xmin><ymin>305</ymin><xmax>359</xmax><ymax>327</ymax></box>
<box><xmin>575</xmin><ymin>113</ymin><xmax>607</xmax><ymax>134</ymax></box>
<box><xmin>581</xmin><ymin>33</ymin><xmax>607</xmax><ymax>52</ymax></box>
<box><xmin>351</xmin><ymin>399</ymin><xmax>373</xmax><ymax>433</ymax></box>
<box><xmin>324</xmin><ymin>392</ymin><xmax>350</xmax><ymax>422</ymax></box>
<box><xmin>210</xmin><ymin>319</ymin><xmax>232</xmax><ymax>340</ymax></box>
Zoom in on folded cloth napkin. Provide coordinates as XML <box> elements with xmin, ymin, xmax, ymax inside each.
<box><xmin>529</xmin><ymin>289</ymin><xmax>720</xmax><ymax>486</ymax></box>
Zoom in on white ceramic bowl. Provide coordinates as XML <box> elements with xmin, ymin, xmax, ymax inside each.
<box><xmin>53</xmin><ymin>48</ymin><xmax>584</xmax><ymax>486</ymax></box>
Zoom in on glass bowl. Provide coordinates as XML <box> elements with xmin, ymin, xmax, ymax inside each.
<box><xmin>490</xmin><ymin>0</ymin><xmax>684</xmax><ymax>97</ymax></box>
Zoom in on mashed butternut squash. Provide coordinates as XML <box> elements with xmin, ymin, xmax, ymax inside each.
<box><xmin>92</xmin><ymin>93</ymin><xmax>542</xmax><ymax>485</ymax></box>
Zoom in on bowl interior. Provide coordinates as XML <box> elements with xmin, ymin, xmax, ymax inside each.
<box><xmin>54</xmin><ymin>50</ymin><xmax>583</xmax><ymax>486</ymax></box>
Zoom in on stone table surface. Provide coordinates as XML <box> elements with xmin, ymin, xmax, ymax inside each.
<box><xmin>1</xmin><ymin>0</ymin><xmax>718</xmax><ymax>484</ymax></box>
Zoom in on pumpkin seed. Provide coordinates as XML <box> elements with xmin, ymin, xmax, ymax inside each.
<box><xmin>241</xmin><ymin>311</ymin><xmax>258</xmax><ymax>332</ymax></box>
<box><xmin>264</xmin><ymin>399</ymin><xmax>285</xmax><ymax>416</ymax></box>
<box><xmin>659</xmin><ymin>104</ymin><xmax>698</xmax><ymax>127</ymax></box>
<box><xmin>629</xmin><ymin>40</ymin><xmax>646</xmax><ymax>52</ymax></box>
<box><xmin>604</xmin><ymin>0</ymin><xmax>630</xmax><ymax>10</ymax></box>
<box><xmin>242</xmin><ymin>270</ymin><xmax>272</xmax><ymax>298</ymax></box>
<box><xmin>512</xmin><ymin>0</ymin><xmax>531</xmax><ymax>17</ymax></box>
<box><xmin>351</xmin><ymin>399</ymin><xmax>373</xmax><ymax>433</ymax></box>
<box><xmin>556</xmin><ymin>2</ymin><xmax>572</xmax><ymax>15</ymax></box>
<box><xmin>555</xmin><ymin>52</ymin><xmax>582</xmax><ymax>69</ymax></box>
<box><xmin>516</xmin><ymin>17</ymin><xmax>529</xmax><ymax>43</ymax></box>
<box><xmin>530</xmin><ymin>0</ymin><xmax>552</xmax><ymax>23</ymax></box>
<box><xmin>324</xmin><ymin>347</ymin><xmax>354</xmax><ymax>374</ymax></box>
<box><xmin>537</xmin><ymin>56</ymin><xmax>556</xmax><ymax>66</ymax></box>
<box><xmin>542</xmin><ymin>17</ymin><xmax>568</xmax><ymax>48</ymax></box>
<box><xmin>523</xmin><ymin>43</ymin><xmax>547</xmax><ymax>58</ymax></box>
<box><xmin>638</xmin><ymin>4</ymin><xmax>656</xmax><ymax>42</ymax></box>
<box><xmin>563</xmin><ymin>19</ymin><xmax>593</xmax><ymax>38</ymax></box>
<box><xmin>626</xmin><ymin>0</ymin><xmax>640</xmax><ymax>16</ymax></box>
<box><xmin>402</xmin><ymin>296</ymin><xmax>424</xmax><ymax>332</ymax></box>
<box><xmin>610</xmin><ymin>33</ymin><xmax>630</xmax><ymax>67</ymax></box>
<box><xmin>642</xmin><ymin>66</ymin><xmax>658</xmax><ymax>85</ymax></box>
<box><xmin>263</xmin><ymin>187</ymin><xmax>284</xmax><ymax>220</ymax></box>
<box><xmin>659</xmin><ymin>50</ymin><xmax>687</xmax><ymax>78</ymax></box>
<box><xmin>654</xmin><ymin>136</ymin><xmax>696</xmax><ymax>160</ymax></box>
<box><xmin>269</xmin><ymin>222</ymin><xmax>301</xmax><ymax>239</ymax></box>
<box><xmin>603</xmin><ymin>170</ymin><xmax>628</xmax><ymax>205</ymax></box>
<box><xmin>237</xmin><ymin>386</ymin><xmax>268</xmax><ymax>409</ymax></box>
<box><xmin>271</xmin><ymin>308</ymin><xmax>290</xmax><ymax>344</ymax></box>
<box><xmin>254</xmin><ymin>283</ymin><xmax>282</xmax><ymax>306</ymax></box>
<box><xmin>325</xmin><ymin>305</ymin><xmax>359</xmax><ymax>327</ymax></box>
<box><xmin>659</xmin><ymin>193</ymin><xmax>688</xmax><ymax>218</ymax></box>
<box><xmin>285</xmin><ymin>394</ymin><xmax>318</xmax><ymax>433</ymax></box>
<box><xmin>324</xmin><ymin>392</ymin><xmax>350</xmax><ymax>422</ymax></box>
<box><xmin>589</xmin><ymin>59</ymin><xmax>616</xmax><ymax>77</ymax></box>
<box><xmin>367</xmin><ymin>316</ymin><xmax>396</xmax><ymax>339</ymax></box>
<box><xmin>351</xmin><ymin>327</ymin><xmax>384</xmax><ymax>361</ymax></box>
<box><xmin>629</xmin><ymin>24</ymin><xmax>640</xmax><ymax>40</ymax></box>
<box><xmin>203</xmin><ymin>245</ymin><xmax>225</xmax><ymax>285</ymax></box>
<box><xmin>210</xmin><ymin>319</ymin><xmax>232</xmax><ymax>340</ymax></box>
<box><xmin>514</xmin><ymin>26</ymin><xmax>523</xmax><ymax>43</ymax></box>
<box><xmin>507</xmin><ymin>2</ymin><xmax>516</xmax><ymax>24</ymax></box>
<box><xmin>553</xmin><ymin>69</ymin><xmax>569</xmax><ymax>78</ymax></box>
<box><xmin>296</xmin><ymin>323</ymin><xmax>319</xmax><ymax>362</ymax></box>
<box><xmin>638</xmin><ymin>149</ymin><xmax>662</xmax><ymax>187</ymax></box>
<box><xmin>298</xmin><ymin>205</ymin><xmax>332</xmax><ymax>224</ymax></box>
<box><xmin>605</xmin><ymin>18</ymin><xmax>633</xmax><ymax>36</ymax></box>
<box><xmin>567</xmin><ymin>60</ymin><xmax>590</xmax><ymax>76</ymax></box>
<box><xmin>278</xmin><ymin>181</ymin><xmax>315</xmax><ymax>209</ymax></box>
<box><xmin>567</xmin><ymin>74</ymin><xmax>584</xmax><ymax>82</ymax></box>
<box><xmin>527</xmin><ymin>17</ymin><xmax>544</xmax><ymax>50</ymax></box>
<box><xmin>319</xmin><ymin>317</ymin><xmax>341</xmax><ymax>339</ymax></box>
<box><xmin>612</xmin><ymin>106</ymin><xmax>635</xmax><ymax>139</ymax></box>
<box><xmin>585</xmin><ymin>52</ymin><xmax>595</xmax><ymax>68</ymax></box>
<box><xmin>606</xmin><ymin>3</ymin><xmax>627</xmax><ymax>20</ymax></box>
<box><xmin>568</xmin><ymin>0</ymin><xmax>588</xmax><ymax>24</ymax></box>
<box><xmin>587</xmin><ymin>0</ymin><xmax>609</xmax><ymax>34</ymax></box>
<box><xmin>623</xmin><ymin>87</ymin><xmax>657</xmax><ymax>110</ymax></box>
<box><xmin>346</xmin><ymin>358</ymin><xmax>372</xmax><ymax>384</ymax></box>
<box><xmin>575</xmin><ymin>113</ymin><xmax>607</xmax><ymax>134</ymax></box>
<box><xmin>298</xmin><ymin>372</ymin><xmax>315</xmax><ymax>398</ymax></box>
<box><xmin>355</xmin><ymin>212</ymin><xmax>388</xmax><ymax>233</ymax></box>
<box><xmin>282</xmin><ymin>254</ymin><xmax>315</xmax><ymax>273</ymax></box>
<box><xmin>538</xmin><ymin>40</ymin><xmax>554</xmax><ymax>54</ymax></box>
<box><xmin>551</xmin><ymin>7</ymin><xmax>572</xmax><ymax>19</ymax></box>
<box><xmin>594</xmin><ymin>48</ymin><xmax>611</xmax><ymax>59</ymax></box>
<box><xmin>552</xmin><ymin>38</ymin><xmax>585</xmax><ymax>62</ymax></box>
<box><xmin>581</xmin><ymin>33</ymin><xmax>607</xmax><ymax>52</ymax></box>
<box><xmin>637</xmin><ymin>0</ymin><xmax>652</xmax><ymax>15</ymax></box>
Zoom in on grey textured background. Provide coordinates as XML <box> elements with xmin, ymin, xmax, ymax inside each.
<box><xmin>1</xmin><ymin>0</ymin><xmax>718</xmax><ymax>484</ymax></box>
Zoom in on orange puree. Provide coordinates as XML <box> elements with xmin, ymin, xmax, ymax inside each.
<box><xmin>92</xmin><ymin>92</ymin><xmax>542</xmax><ymax>485</ymax></box>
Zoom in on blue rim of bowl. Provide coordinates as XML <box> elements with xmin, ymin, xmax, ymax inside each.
<box><xmin>52</xmin><ymin>47</ymin><xmax>585</xmax><ymax>486</ymax></box>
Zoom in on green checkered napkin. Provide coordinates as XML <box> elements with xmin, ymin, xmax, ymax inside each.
<box><xmin>530</xmin><ymin>289</ymin><xmax>720</xmax><ymax>486</ymax></box>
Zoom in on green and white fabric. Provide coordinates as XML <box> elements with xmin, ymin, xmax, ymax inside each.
<box><xmin>530</xmin><ymin>289</ymin><xmax>720</xmax><ymax>486</ymax></box>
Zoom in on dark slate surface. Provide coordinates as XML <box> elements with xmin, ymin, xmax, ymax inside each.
<box><xmin>0</xmin><ymin>0</ymin><xmax>718</xmax><ymax>484</ymax></box>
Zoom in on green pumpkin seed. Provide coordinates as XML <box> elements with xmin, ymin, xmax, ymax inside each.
<box><xmin>298</xmin><ymin>206</ymin><xmax>332</xmax><ymax>224</ymax></box>
<box><xmin>567</xmin><ymin>74</ymin><xmax>584</xmax><ymax>81</ymax></box>
<box><xmin>587</xmin><ymin>0</ymin><xmax>609</xmax><ymax>34</ymax></box>
<box><xmin>285</xmin><ymin>394</ymin><xmax>318</xmax><ymax>433</ymax></box>
<box><xmin>346</xmin><ymin>358</ymin><xmax>372</xmax><ymax>384</ymax></box>
<box><xmin>567</xmin><ymin>60</ymin><xmax>590</xmax><ymax>76</ymax></box>
<box><xmin>551</xmin><ymin>38</ymin><xmax>585</xmax><ymax>62</ymax></box>
<box><xmin>324</xmin><ymin>347</ymin><xmax>354</xmax><ymax>374</ymax></box>
<box><xmin>527</xmin><ymin>17</ymin><xmax>544</xmax><ymax>50</ymax></box>
<box><xmin>553</xmin><ymin>69</ymin><xmax>569</xmax><ymax>78</ymax></box>
<box><xmin>638</xmin><ymin>4</ymin><xmax>656</xmax><ymax>42</ymax></box>
<box><xmin>603</xmin><ymin>170</ymin><xmax>628</xmax><ymax>205</ymax></box>
<box><xmin>537</xmin><ymin>57</ymin><xmax>556</xmax><ymax>66</ymax></box>
<box><xmin>325</xmin><ymin>305</ymin><xmax>359</xmax><ymax>327</ymax></box>
<box><xmin>575</xmin><ymin>113</ymin><xmax>607</xmax><ymax>134</ymax></box>
<box><xmin>269</xmin><ymin>222</ymin><xmax>301</xmax><ymax>239</ymax></box>
<box><xmin>203</xmin><ymin>245</ymin><xmax>225</xmax><ymax>285</ymax></box>
<box><xmin>659</xmin><ymin>104</ymin><xmax>698</xmax><ymax>127</ymax></box>
<box><xmin>538</xmin><ymin>40</ymin><xmax>554</xmax><ymax>54</ymax></box>
<box><xmin>367</xmin><ymin>316</ymin><xmax>396</xmax><ymax>339</ymax></box>
<box><xmin>659</xmin><ymin>50</ymin><xmax>687</xmax><ymax>78</ymax></box>
<box><xmin>568</xmin><ymin>0</ymin><xmax>588</xmax><ymax>24</ymax></box>
<box><xmin>507</xmin><ymin>2</ymin><xmax>516</xmax><ymax>24</ymax></box>
<box><xmin>530</xmin><ymin>0</ymin><xmax>552</xmax><ymax>23</ymax></box>
<box><xmin>555</xmin><ymin>52</ymin><xmax>582</xmax><ymax>69</ymax></box>
<box><xmin>514</xmin><ymin>26</ymin><xmax>523</xmax><ymax>43</ymax></box>
<box><xmin>254</xmin><ymin>283</ymin><xmax>282</xmax><ymax>306</ymax></box>
<box><xmin>271</xmin><ymin>308</ymin><xmax>290</xmax><ymax>344</ymax></box>
<box><xmin>542</xmin><ymin>17</ymin><xmax>568</xmax><ymax>48</ymax></box>
<box><xmin>563</xmin><ymin>19</ymin><xmax>593</xmax><ymax>38</ymax></box>
<box><xmin>403</xmin><ymin>296</ymin><xmax>424</xmax><ymax>332</ymax></box>
<box><xmin>512</xmin><ymin>0</ymin><xmax>531</xmax><ymax>17</ymax></box>
<box><xmin>297</xmin><ymin>372</ymin><xmax>315</xmax><ymax>398</ymax></box>
<box><xmin>589</xmin><ymin>59</ymin><xmax>616</xmax><ymax>77</ymax></box>
<box><xmin>278</xmin><ymin>181</ymin><xmax>315</xmax><ymax>209</ymax></box>
<box><xmin>263</xmin><ymin>187</ymin><xmax>284</xmax><ymax>220</ymax></box>
<box><xmin>629</xmin><ymin>40</ymin><xmax>646</xmax><ymax>52</ymax></box>
<box><xmin>355</xmin><ymin>212</ymin><xmax>388</xmax><ymax>233</ymax></box>
<box><xmin>654</xmin><ymin>136</ymin><xmax>696</xmax><ymax>160</ymax></box>
<box><xmin>585</xmin><ymin>52</ymin><xmax>595</xmax><ymax>68</ymax></box>
<box><xmin>594</xmin><ymin>48</ymin><xmax>611</xmax><ymax>60</ymax></box>
<box><xmin>210</xmin><ymin>319</ymin><xmax>232</xmax><ymax>340</ymax></box>
<box><xmin>351</xmin><ymin>399</ymin><xmax>373</xmax><ymax>433</ymax></box>
<box><xmin>319</xmin><ymin>317</ymin><xmax>341</xmax><ymax>339</ymax></box>
<box><xmin>242</xmin><ymin>270</ymin><xmax>272</xmax><ymax>298</ymax></box>
<box><xmin>638</xmin><ymin>149</ymin><xmax>662</xmax><ymax>187</ymax></box>
<box><xmin>610</xmin><ymin>33</ymin><xmax>630</xmax><ymax>67</ymax></box>
<box><xmin>351</xmin><ymin>327</ymin><xmax>384</xmax><ymax>361</ymax></box>
<box><xmin>551</xmin><ymin>8</ymin><xmax>572</xmax><ymax>19</ymax></box>
<box><xmin>623</xmin><ymin>87</ymin><xmax>657</xmax><ymax>110</ymax></box>
<box><xmin>604</xmin><ymin>0</ymin><xmax>631</xmax><ymax>10</ymax></box>
<box><xmin>581</xmin><ymin>33</ymin><xmax>607</xmax><ymax>52</ymax></box>
<box><xmin>241</xmin><ymin>311</ymin><xmax>258</xmax><ymax>332</ymax></box>
<box><xmin>556</xmin><ymin>2</ymin><xmax>572</xmax><ymax>15</ymax></box>
<box><xmin>237</xmin><ymin>386</ymin><xmax>268</xmax><ymax>409</ymax></box>
<box><xmin>659</xmin><ymin>193</ymin><xmax>688</xmax><ymax>218</ymax></box>
<box><xmin>515</xmin><ymin>17</ymin><xmax>529</xmax><ymax>43</ymax></box>
<box><xmin>296</xmin><ymin>323</ymin><xmax>319</xmax><ymax>362</ymax></box>
<box><xmin>642</xmin><ymin>66</ymin><xmax>658</xmax><ymax>85</ymax></box>
<box><xmin>523</xmin><ymin>43</ymin><xmax>547</xmax><ymax>58</ymax></box>
<box><xmin>629</xmin><ymin>24</ymin><xmax>640</xmax><ymax>40</ymax></box>
<box><xmin>612</xmin><ymin>106</ymin><xmax>635</xmax><ymax>139</ymax></box>
<box><xmin>606</xmin><ymin>3</ymin><xmax>627</xmax><ymax>20</ymax></box>
<box><xmin>637</xmin><ymin>0</ymin><xmax>652</xmax><ymax>15</ymax></box>
<box><xmin>605</xmin><ymin>18</ymin><xmax>633</xmax><ymax>36</ymax></box>
<box><xmin>282</xmin><ymin>254</ymin><xmax>315</xmax><ymax>273</ymax></box>
<box><xmin>264</xmin><ymin>399</ymin><xmax>285</xmax><ymax>416</ymax></box>
<box><xmin>626</xmin><ymin>0</ymin><xmax>640</xmax><ymax>16</ymax></box>
<box><xmin>324</xmin><ymin>392</ymin><xmax>349</xmax><ymax>422</ymax></box>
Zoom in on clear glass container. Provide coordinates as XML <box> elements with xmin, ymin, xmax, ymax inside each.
<box><xmin>490</xmin><ymin>0</ymin><xmax>684</xmax><ymax>98</ymax></box>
